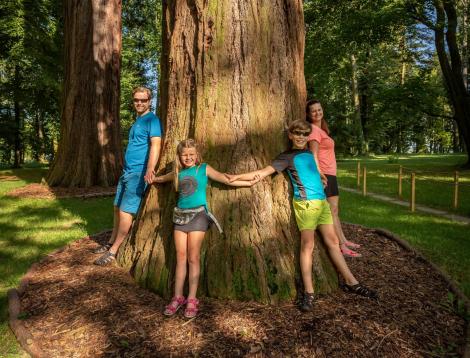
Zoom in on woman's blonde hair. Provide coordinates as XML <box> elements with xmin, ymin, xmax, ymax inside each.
<box><xmin>173</xmin><ymin>139</ymin><xmax>203</xmax><ymax>191</ymax></box>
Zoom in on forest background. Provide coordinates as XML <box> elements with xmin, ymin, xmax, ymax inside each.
<box><xmin>0</xmin><ymin>0</ymin><xmax>468</xmax><ymax>168</ymax></box>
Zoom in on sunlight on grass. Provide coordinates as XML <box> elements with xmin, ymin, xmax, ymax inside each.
<box><xmin>0</xmin><ymin>169</ymin><xmax>113</xmax><ymax>356</ymax></box>
<box><xmin>338</xmin><ymin>155</ymin><xmax>470</xmax><ymax>216</ymax></box>
<box><xmin>341</xmin><ymin>189</ymin><xmax>470</xmax><ymax>297</ymax></box>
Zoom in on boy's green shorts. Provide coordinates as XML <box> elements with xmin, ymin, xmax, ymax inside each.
<box><xmin>293</xmin><ymin>199</ymin><xmax>333</xmax><ymax>231</ymax></box>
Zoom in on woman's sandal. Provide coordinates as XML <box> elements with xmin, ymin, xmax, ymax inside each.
<box><xmin>344</xmin><ymin>240</ymin><xmax>361</xmax><ymax>249</ymax></box>
<box><xmin>93</xmin><ymin>251</ymin><xmax>116</xmax><ymax>266</ymax></box>
<box><xmin>341</xmin><ymin>246</ymin><xmax>362</xmax><ymax>258</ymax></box>
<box><xmin>93</xmin><ymin>243</ymin><xmax>111</xmax><ymax>254</ymax></box>
<box><xmin>184</xmin><ymin>298</ymin><xmax>200</xmax><ymax>319</ymax></box>
<box><xmin>343</xmin><ymin>283</ymin><xmax>378</xmax><ymax>300</ymax></box>
<box><xmin>163</xmin><ymin>296</ymin><xmax>186</xmax><ymax>316</ymax></box>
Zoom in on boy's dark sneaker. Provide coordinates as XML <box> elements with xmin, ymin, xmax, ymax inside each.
<box><xmin>343</xmin><ymin>283</ymin><xmax>378</xmax><ymax>300</ymax></box>
<box><xmin>299</xmin><ymin>292</ymin><xmax>316</xmax><ymax>312</ymax></box>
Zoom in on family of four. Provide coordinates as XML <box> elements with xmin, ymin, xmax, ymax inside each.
<box><xmin>92</xmin><ymin>87</ymin><xmax>377</xmax><ymax>318</ymax></box>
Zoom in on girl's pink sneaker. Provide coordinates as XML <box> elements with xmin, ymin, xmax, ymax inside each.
<box><xmin>163</xmin><ymin>296</ymin><xmax>186</xmax><ymax>316</ymax></box>
<box><xmin>184</xmin><ymin>298</ymin><xmax>200</xmax><ymax>319</ymax></box>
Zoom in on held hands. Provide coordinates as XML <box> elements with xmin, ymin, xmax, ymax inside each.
<box><xmin>223</xmin><ymin>172</ymin><xmax>261</xmax><ymax>186</ymax></box>
<box><xmin>224</xmin><ymin>173</ymin><xmax>240</xmax><ymax>183</ymax></box>
<box><xmin>250</xmin><ymin>174</ymin><xmax>262</xmax><ymax>185</ymax></box>
<box><xmin>144</xmin><ymin>168</ymin><xmax>155</xmax><ymax>184</ymax></box>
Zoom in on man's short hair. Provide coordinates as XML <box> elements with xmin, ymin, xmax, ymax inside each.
<box><xmin>288</xmin><ymin>120</ymin><xmax>312</xmax><ymax>134</ymax></box>
<box><xmin>132</xmin><ymin>86</ymin><xmax>152</xmax><ymax>100</ymax></box>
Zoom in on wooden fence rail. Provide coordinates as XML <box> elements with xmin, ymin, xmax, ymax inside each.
<box><xmin>355</xmin><ymin>162</ymin><xmax>463</xmax><ymax>212</ymax></box>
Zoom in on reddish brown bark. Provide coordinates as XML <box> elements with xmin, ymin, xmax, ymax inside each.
<box><xmin>47</xmin><ymin>0</ymin><xmax>123</xmax><ymax>187</ymax></box>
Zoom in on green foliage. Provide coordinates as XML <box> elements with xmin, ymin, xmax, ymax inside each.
<box><xmin>303</xmin><ymin>0</ymin><xmax>462</xmax><ymax>156</ymax></box>
<box><xmin>120</xmin><ymin>0</ymin><xmax>162</xmax><ymax>137</ymax></box>
<box><xmin>0</xmin><ymin>0</ymin><xmax>163</xmax><ymax>167</ymax></box>
<box><xmin>0</xmin><ymin>0</ymin><xmax>63</xmax><ymax>167</ymax></box>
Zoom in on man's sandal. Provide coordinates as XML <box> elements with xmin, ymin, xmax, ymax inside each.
<box><xmin>184</xmin><ymin>298</ymin><xmax>200</xmax><ymax>319</ymax></box>
<box><xmin>93</xmin><ymin>251</ymin><xmax>116</xmax><ymax>266</ymax></box>
<box><xmin>341</xmin><ymin>246</ymin><xmax>362</xmax><ymax>258</ymax></box>
<box><xmin>343</xmin><ymin>283</ymin><xmax>378</xmax><ymax>300</ymax></box>
<box><xmin>344</xmin><ymin>240</ymin><xmax>361</xmax><ymax>249</ymax></box>
<box><xmin>163</xmin><ymin>296</ymin><xmax>186</xmax><ymax>316</ymax></box>
<box><xmin>93</xmin><ymin>243</ymin><xmax>111</xmax><ymax>254</ymax></box>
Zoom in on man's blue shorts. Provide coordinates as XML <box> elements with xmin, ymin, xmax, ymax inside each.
<box><xmin>114</xmin><ymin>171</ymin><xmax>147</xmax><ymax>215</ymax></box>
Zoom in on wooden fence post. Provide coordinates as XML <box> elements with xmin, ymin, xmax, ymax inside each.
<box><xmin>410</xmin><ymin>172</ymin><xmax>416</xmax><ymax>212</ymax></box>
<box><xmin>362</xmin><ymin>166</ymin><xmax>367</xmax><ymax>196</ymax></box>
<box><xmin>357</xmin><ymin>162</ymin><xmax>361</xmax><ymax>187</ymax></box>
<box><xmin>453</xmin><ymin>171</ymin><xmax>459</xmax><ymax>209</ymax></box>
<box><xmin>398</xmin><ymin>165</ymin><xmax>403</xmax><ymax>199</ymax></box>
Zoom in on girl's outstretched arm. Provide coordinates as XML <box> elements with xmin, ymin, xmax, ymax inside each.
<box><xmin>225</xmin><ymin>166</ymin><xmax>276</xmax><ymax>183</ymax></box>
<box><xmin>153</xmin><ymin>171</ymin><xmax>174</xmax><ymax>184</ymax></box>
<box><xmin>207</xmin><ymin>165</ymin><xmax>267</xmax><ymax>187</ymax></box>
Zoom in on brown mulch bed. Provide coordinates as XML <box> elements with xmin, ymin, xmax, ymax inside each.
<box><xmin>10</xmin><ymin>225</ymin><xmax>468</xmax><ymax>357</ymax></box>
<box><xmin>0</xmin><ymin>175</ymin><xmax>20</xmax><ymax>181</ymax></box>
<box><xmin>7</xmin><ymin>183</ymin><xmax>116</xmax><ymax>199</ymax></box>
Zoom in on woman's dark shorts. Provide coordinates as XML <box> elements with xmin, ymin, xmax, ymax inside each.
<box><xmin>324</xmin><ymin>174</ymin><xmax>339</xmax><ymax>197</ymax></box>
<box><xmin>174</xmin><ymin>211</ymin><xmax>212</xmax><ymax>233</ymax></box>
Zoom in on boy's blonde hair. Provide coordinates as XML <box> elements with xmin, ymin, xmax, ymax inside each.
<box><xmin>288</xmin><ymin>120</ymin><xmax>312</xmax><ymax>135</ymax></box>
<box><xmin>174</xmin><ymin>139</ymin><xmax>203</xmax><ymax>191</ymax></box>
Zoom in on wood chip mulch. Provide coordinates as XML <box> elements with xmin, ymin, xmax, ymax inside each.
<box><xmin>7</xmin><ymin>183</ymin><xmax>116</xmax><ymax>199</ymax></box>
<box><xmin>10</xmin><ymin>225</ymin><xmax>469</xmax><ymax>357</ymax></box>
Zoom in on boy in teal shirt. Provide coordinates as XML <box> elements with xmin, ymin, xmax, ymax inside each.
<box><xmin>228</xmin><ymin>120</ymin><xmax>377</xmax><ymax>311</ymax></box>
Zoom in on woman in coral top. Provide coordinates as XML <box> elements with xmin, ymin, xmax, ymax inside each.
<box><xmin>306</xmin><ymin>100</ymin><xmax>361</xmax><ymax>257</ymax></box>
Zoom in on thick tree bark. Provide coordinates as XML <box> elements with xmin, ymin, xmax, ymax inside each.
<box><xmin>47</xmin><ymin>0</ymin><xmax>123</xmax><ymax>187</ymax></box>
<box><xmin>118</xmin><ymin>0</ymin><xmax>338</xmax><ymax>303</ymax></box>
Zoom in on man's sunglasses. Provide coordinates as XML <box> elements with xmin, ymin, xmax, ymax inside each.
<box><xmin>290</xmin><ymin>130</ymin><xmax>310</xmax><ymax>137</ymax></box>
<box><xmin>133</xmin><ymin>98</ymin><xmax>149</xmax><ymax>103</ymax></box>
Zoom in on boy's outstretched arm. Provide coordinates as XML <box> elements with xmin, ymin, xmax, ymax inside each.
<box><xmin>153</xmin><ymin>172</ymin><xmax>174</xmax><ymax>184</ymax></box>
<box><xmin>225</xmin><ymin>166</ymin><xmax>276</xmax><ymax>183</ymax></box>
<box><xmin>207</xmin><ymin>165</ymin><xmax>271</xmax><ymax>187</ymax></box>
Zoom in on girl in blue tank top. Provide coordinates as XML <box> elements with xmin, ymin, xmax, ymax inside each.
<box><xmin>153</xmin><ymin>139</ymin><xmax>258</xmax><ymax>319</ymax></box>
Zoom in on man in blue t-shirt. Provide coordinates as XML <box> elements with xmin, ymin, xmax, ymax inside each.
<box><xmin>94</xmin><ymin>86</ymin><xmax>162</xmax><ymax>266</ymax></box>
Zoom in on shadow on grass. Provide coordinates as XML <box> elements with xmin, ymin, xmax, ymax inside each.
<box><xmin>0</xmin><ymin>193</ymin><xmax>113</xmax><ymax>328</ymax></box>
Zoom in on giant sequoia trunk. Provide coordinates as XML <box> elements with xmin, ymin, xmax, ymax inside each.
<box><xmin>47</xmin><ymin>0</ymin><xmax>123</xmax><ymax>187</ymax></box>
<box><xmin>119</xmin><ymin>0</ymin><xmax>338</xmax><ymax>303</ymax></box>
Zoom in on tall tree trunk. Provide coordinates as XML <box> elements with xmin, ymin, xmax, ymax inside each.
<box><xmin>350</xmin><ymin>54</ymin><xmax>364</xmax><ymax>155</ymax></box>
<box><xmin>433</xmin><ymin>0</ymin><xmax>470</xmax><ymax>165</ymax></box>
<box><xmin>358</xmin><ymin>51</ymin><xmax>371</xmax><ymax>154</ymax></box>
<box><xmin>33</xmin><ymin>110</ymin><xmax>46</xmax><ymax>162</ymax></box>
<box><xmin>47</xmin><ymin>0</ymin><xmax>123</xmax><ymax>187</ymax></box>
<box><xmin>118</xmin><ymin>0</ymin><xmax>338</xmax><ymax>303</ymax></box>
<box><xmin>13</xmin><ymin>65</ymin><xmax>21</xmax><ymax>169</ymax></box>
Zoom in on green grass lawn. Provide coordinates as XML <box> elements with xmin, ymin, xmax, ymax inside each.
<box><xmin>340</xmin><ymin>189</ymin><xmax>470</xmax><ymax>297</ymax></box>
<box><xmin>0</xmin><ymin>168</ymin><xmax>113</xmax><ymax>357</ymax></box>
<box><xmin>337</xmin><ymin>154</ymin><xmax>470</xmax><ymax>217</ymax></box>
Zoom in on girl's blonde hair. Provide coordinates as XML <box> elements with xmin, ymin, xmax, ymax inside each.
<box><xmin>174</xmin><ymin>139</ymin><xmax>203</xmax><ymax>191</ymax></box>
